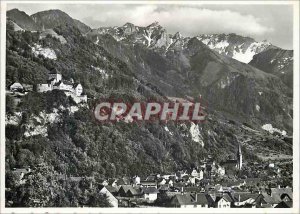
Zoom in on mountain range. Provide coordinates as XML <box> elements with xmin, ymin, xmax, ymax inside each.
<box><xmin>5</xmin><ymin>8</ymin><xmax>293</xmax><ymax>178</ymax></box>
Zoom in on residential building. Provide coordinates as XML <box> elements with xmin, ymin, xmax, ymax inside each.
<box><xmin>99</xmin><ymin>186</ymin><xmax>118</xmax><ymax>207</ymax></box>
<box><xmin>9</xmin><ymin>82</ymin><xmax>24</xmax><ymax>92</ymax></box>
<box><xmin>141</xmin><ymin>187</ymin><xmax>159</xmax><ymax>202</ymax></box>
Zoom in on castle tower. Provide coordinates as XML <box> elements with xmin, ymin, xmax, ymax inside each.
<box><xmin>48</xmin><ymin>68</ymin><xmax>62</xmax><ymax>84</ymax></box>
<box><xmin>237</xmin><ymin>143</ymin><xmax>242</xmax><ymax>170</ymax></box>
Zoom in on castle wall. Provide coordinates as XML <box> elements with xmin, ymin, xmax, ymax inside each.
<box><xmin>37</xmin><ymin>84</ymin><xmax>52</xmax><ymax>93</ymax></box>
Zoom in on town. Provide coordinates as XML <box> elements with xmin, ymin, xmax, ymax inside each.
<box><xmin>9</xmin><ymin>142</ymin><xmax>293</xmax><ymax>208</ymax></box>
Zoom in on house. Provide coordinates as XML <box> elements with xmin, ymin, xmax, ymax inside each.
<box><xmin>275</xmin><ymin>201</ymin><xmax>293</xmax><ymax>208</ymax></box>
<box><xmin>170</xmin><ymin>193</ymin><xmax>209</xmax><ymax>208</ymax></box>
<box><xmin>101</xmin><ymin>179</ymin><xmax>109</xmax><ymax>186</ymax></box>
<box><xmin>199</xmin><ymin>170</ymin><xmax>204</xmax><ymax>180</ymax></box>
<box><xmin>158</xmin><ymin>178</ymin><xmax>166</xmax><ymax>186</ymax></box>
<box><xmin>170</xmin><ymin>194</ymin><xmax>195</xmax><ymax>208</ymax></box>
<box><xmin>269</xmin><ymin>163</ymin><xmax>275</xmax><ymax>168</ymax></box>
<box><xmin>191</xmin><ymin>169</ymin><xmax>198</xmax><ymax>177</ymax></box>
<box><xmin>192</xmin><ymin>193</ymin><xmax>209</xmax><ymax>208</ymax></box>
<box><xmin>118</xmin><ymin>185</ymin><xmax>141</xmax><ymax>198</ymax></box>
<box><xmin>140</xmin><ymin>187</ymin><xmax>159</xmax><ymax>202</ymax></box>
<box><xmin>255</xmin><ymin>193</ymin><xmax>281</xmax><ymax>208</ymax></box>
<box><xmin>99</xmin><ymin>186</ymin><xmax>118</xmax><ymax>207</ymax></box>
<box><xmin>9</xmin><ymin>82</ymin><xmax>33</xmax><ymax>93</ymax></box>
<box><xmin>206</xmin><ymin>192</ymin><xmax>234</xmax><ymax>208</ymax></box>
<box><xmin>217</xmin><ymin>166</ymin><xmax>226</xmax><ymax>176</ymax></box>
<box><xmin>9</xmin><ymin>82</ymin><xmax>24</xmax><ymax>92</ymax></box>
<box><xmin>214</xmin><ymin>194</ymin><xmax>233</xmax><ymax>208</ymax></box>
<box><xmin>118</xmin><ymin>185</ymin><xmax>130</xmax><ymax>197</ymax></box>
<box><xmin>134</xmin><ymin>176</ymin><xmax>141</xmax><ymax>185</ymax></box>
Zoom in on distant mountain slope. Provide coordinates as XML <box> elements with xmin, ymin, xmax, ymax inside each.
<box><xmin>196</xmin><ymin>34</ymin><xmax>274</xmax><ymax>63</ymax></box>
<box><xmin>92</xmin><ymin>33</ymin><xmax>292</xmax><ymax>132</ymax></box>
<box><xmin>249</xmin><ymin>48</ymin><xmax>293</xmax><ymax>88</ymax></box>
<box><xmin>7</xmin><ymin>19</ymin><xmax>24</xmax><ymax>31</ymax></box>
<box><xmin>31</xmin><ymin>9</ymin><xmax>91</xmax><ymax>34</ymax></box>
<box><xmin>7</xmin><ymin>8</ymin><xmax>41</xmax><ymax>31</ymax></box>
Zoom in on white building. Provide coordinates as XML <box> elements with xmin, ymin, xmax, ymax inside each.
<box><xmin>141</xmin><ymin>187</ymin><xmax>159</xmax><ymax>202</ymax></box>
<box><xmin>158</xmin><ymin>178</ymin><xmax>166</xmax><ymax>185</ymax></box>
<box><xmin>199</xmin><ymin>170</ymin><xmax>204</xmax><ymax>179</ymax></box>
<box><xmin>9</xmin><ymin>82</ymin><xmax>24</xmax><ymax>92</ymax></box>
<box><xmin>191</xmin><ymin>169</ymin><xmax>198</xmax><ymax>177</ymax></box>
<box><xmin>217</xmin><ymin>166</ymin><xmax>226</xmax><ymax>176</ymax></box>
<box><xmin>73</xmin><ymin>83</ymin><xmax>83</xmax><ymax>96</ymax></box>
<box><xmin>215</xmin><ymin>196</ymin><xmax>231</xmax><ymax>208</ymax></box>
<box><xmin>134</xmin><ymin>176</ymin><xmax>141</xmax><ymax>185</ymax></box>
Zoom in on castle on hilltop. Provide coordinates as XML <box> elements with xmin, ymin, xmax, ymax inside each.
<box><xmin>36</xmin><ymin>69</ymin><xmax>87</xmax><ymax>103</ymax></box>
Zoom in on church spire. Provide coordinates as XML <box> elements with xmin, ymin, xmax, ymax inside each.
<box><xmin>237</xmin><ymin>143</ymin><xmax>242</xmax><ymax>170</ymax></box>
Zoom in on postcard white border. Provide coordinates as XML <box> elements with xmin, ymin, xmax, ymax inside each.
<box><xmin>0</xmin><ymin>1</ymin><xmax>299</xmax><ymax>213</ymax></box>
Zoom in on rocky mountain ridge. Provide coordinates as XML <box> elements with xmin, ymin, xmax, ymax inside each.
<box><xmin>7</xmin><ymin>8</ymin><xmax>91</xmax><ymax>34</ymax></box>
<box><xmin>88</xmin><ymin>21</ymin><xmax>278</xmax><ymax>64</ymax></box>
<box><xmin>249</xmin><ymin>48</ymin><xmax>293</xmax><ymax>88</ymax></box>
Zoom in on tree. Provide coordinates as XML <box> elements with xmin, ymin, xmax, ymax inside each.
<box><xmin>6</xmin><ymin>95</ymin><xmax>15</xmax><ymax>115</ymax></box>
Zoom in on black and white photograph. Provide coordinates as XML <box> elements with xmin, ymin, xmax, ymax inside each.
<box><xmin>0</xmin><ymin>1</ymin><xmax>299</xmax><ymax>213</ymax></box>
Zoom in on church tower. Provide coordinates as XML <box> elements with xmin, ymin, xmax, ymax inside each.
<box><xmin>237</xmin><ymin>143</ymin><xmax>242</xmax><ymax>170</ymax></box>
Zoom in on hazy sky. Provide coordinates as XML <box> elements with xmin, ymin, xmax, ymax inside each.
<box><xmin>7</xmin><ymin>3</ymin><xmax>294</xmax><ymax>49</ymax></box>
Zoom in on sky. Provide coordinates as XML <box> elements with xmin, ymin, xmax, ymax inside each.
<box><xmin>6</xmin><ymin>3</ymin><xmax>294</xmax><ymax>49</ymax></box>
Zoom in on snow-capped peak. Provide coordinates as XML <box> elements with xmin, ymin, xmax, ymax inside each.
<box><xmin>197</xmin><ymin>34</ymin><xmax>272</xmax><ymax>63</ymax></box>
